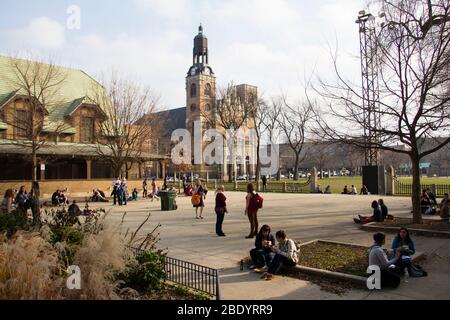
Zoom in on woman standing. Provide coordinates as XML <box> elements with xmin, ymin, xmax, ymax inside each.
<box><xmin>151</xmin><ymin>178</ymin><xmax>160</xmax><ymax>201</ymax></box>
<box><xmin>215</xmin><ymin>185</ymin><xmax>227</xmax><ymax>236</ymax></box>
<box><xmin>245</xmin><ymin>183</ymin><xmax>259</xmax><ymax>238</ymax></box>
<box><xmin>143</xmin><ymin>178</ymin><xmax>148</xmax><ymax>198</ymax></box>
<box><xmin>0</xmin><ymin>189</ymin><xmax>14</xmax><ymax>214</ymax></box>
<box><xmin>29</xmin><ymin>181</ymin><xmax>41</xmax><ymax>227</ymax></box>
<box><xmin>193</xmin><ymin>180</ymin><xmax>207</xmax><ymax>219</ymax></box>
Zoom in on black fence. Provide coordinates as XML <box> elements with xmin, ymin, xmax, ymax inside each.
<box><xmin>126</xmin><ymin>246</ymin><xmax>220</xmax><ymax>300</ymax></box>
<box><xmin>394</xmin><ymin>178</ymin><xmax>450</xmax><ymax>196</ymax></box>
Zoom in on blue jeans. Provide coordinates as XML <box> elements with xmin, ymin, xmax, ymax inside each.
<box><xmin>268</xmin><ymin>254</ymin><xmax>296</xmax><ymax>275</ymax></box>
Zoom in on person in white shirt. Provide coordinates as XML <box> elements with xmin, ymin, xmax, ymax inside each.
<box><xmin>262</xmin><ymin>230</ymin><xmax>299</xmax><ymax>281</ymax></box>
<box><xmin>368</xmin><ymin>233</ymin><xmax>402</xmax><ymax>288</ymax></box>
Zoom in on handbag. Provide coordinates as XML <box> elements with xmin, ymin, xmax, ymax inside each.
<box><xmin>191</xmin><ymin>194</ymin><xmax>201</xmax><ymax>206</ymax></box>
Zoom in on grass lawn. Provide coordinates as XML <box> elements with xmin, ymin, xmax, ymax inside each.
<box><xmin>213</xmin><ymin>176</ymin><xmax>450</xmax><ymax>194</ymax></box>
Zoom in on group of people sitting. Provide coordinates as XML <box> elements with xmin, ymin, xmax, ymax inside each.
<box><xmin>420</xmin><ymin>188</ymin><xmax>438</xmax><ymax>215</ymax></box>
<box><xmin>342</xmin><ymin>185</ymin><xmax>369</xmax><ymax>195</ymax></box>
<box><xmin>353</xmin><ymin>199</ymin><xmax>390</xmax><ymax>224</ymax></box>
<box><xmin>369</xmin><ymin>229</ymin><xmax>427</xmax><ymax>288</ymax></box>
<box><xmin>315</xmin><ymin>185</ymin><xmax>331</xmax><ymax>194</ymax></box>
<box><xmin>51</xmin><ymin>189</ymin><xmax>69</xmax><ymax>206</ymax></box>
<box><xmin>245</xmin><ymin>224</ymin><xmax>426</xmax><ymax>288</ymax></box>
<box><xmin>248</xmin><ymin>226</ymin><xmax>299</xmax><ymax>281</ymax></box>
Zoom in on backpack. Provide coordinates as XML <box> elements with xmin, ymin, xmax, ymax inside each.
<box><xmin>252</xmin><ymin>193</ymin><xmax>264</xmax><ymax>209</ymax></box>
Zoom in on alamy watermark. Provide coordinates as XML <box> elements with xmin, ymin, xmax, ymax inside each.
<box><xmin>366</xmin><ymin>265</ymin><xmax>381</xmax><ymax>290</ymax></box>
<box><xmin>171</xmin><ymin>121</ymin><xmax>280</xmax><ymax>176</ymax></box>
<box><xmin>66</xmin><ymin>5</ymin><xmax>81</xmax><ymax>30</ymax></box>
<box><xmin>66</xmin><ymin>265</ymin><xmax>81</xmax><ymax>290</ymax></box>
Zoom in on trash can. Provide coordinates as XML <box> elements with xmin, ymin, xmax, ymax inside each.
<box><xmin>160</xmin><ymin>191</ymin><xmax>177</xmax><ymax>211</ymax></box>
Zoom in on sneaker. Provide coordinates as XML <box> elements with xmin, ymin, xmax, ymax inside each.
<box><xmin>353</xmin><ymin>218</ymin><xmax>361</xmax><ymax>224</ymax></box>
<box><xmin>254</xmin><ymin>268</ymin><xmax>265</xmax><ymax>273</ymax></box>
<box><xmin>248</xmin><ymin>265</ymin><xmax>257</xmax><ymax>270</ymax></box>
<box><xmin>261</xmin><ymin>265</ymin><xmax>269</xmax><ymax>272</ymax></box>
<box><xmin>218</xmin><ymin>233</ymin><xmax>226</xmax><ymax>237</ymax></box>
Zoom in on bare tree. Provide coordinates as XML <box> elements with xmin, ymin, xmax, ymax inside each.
<box><xmin>201</xmin><ymin>83</ymin><xmax>253</xmax><ymax>182</ymax></box>
<box><xmin>277</xmin><ymin>97</ymin><xmax>315</xmax><ymax>180</ymax></box>
<box><xmin>1</xmin><ymin>56</ymin><xmax>68</xmax><ymax>181</ymax></box>
<box><xmin>314</xmin><ymin>0</ymin><xmax>449</xmax><ymax>223</ymax></box>
<box><xmin>91</xmin><ymin>74</ymin><xmax>159</xmax><ymax>178</ymax></box>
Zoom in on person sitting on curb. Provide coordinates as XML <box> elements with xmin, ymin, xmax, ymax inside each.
<box><xmin>369</xmin><ymin>232</ymin><xmax>402</xmax><ymax>289</ymax></box>
<box><xmin>360</xmin><ymin>185</ymin><xmax>369</xmax><ymax>195</ymax></box>
<box><xmin>128</xmin><ymin>188</ymin><xmax>138</xmax><ymax>201</ymax></box>
<box><xmin>354</xmin><ymin>200</ymin><xmax>384</xmax><ymax>224</ymax></box>
<box><xmin>342</xmin><ymin>185</ymin><xmax>349</xmax><ymax>194</ymax></box>
<box><xmin>324</xmin><ymin>185</ymin><xmax>331</xmax><ymax>194</ymax></box>
<box><xmin>391</xmin><ymin>227</ymin><xmax>427</xmax><ymax>278</ymax></box>
<box><xmin>351</xmin><ymin>185</ymin><xmax>358</xmax><ymax>195</ymax></box>
<box><xmin>261</xmin><ymin>230</ymin><xmax>299</xmax><ymax>281</ymax></box>
<box><xmin>249</xmin><ymin>225</ymin><xmax>276</xmax><ymax>272</ymax></box>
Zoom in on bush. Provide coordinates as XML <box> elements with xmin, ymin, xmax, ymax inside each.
<box><xmin>0</xmin><ymin>209</ymin><xmax>29</xmax><ymax>238</ymax></box>
<box><xmin>116</xmin><ymin>252</ymin><xmax>167</xmax><ymax>293</ymax></box>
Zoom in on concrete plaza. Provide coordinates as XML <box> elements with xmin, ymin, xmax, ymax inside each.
<box><xmin>90</xmin><ymin>192</ymin><xmax>450</xmax><ymax>300</ymax></box>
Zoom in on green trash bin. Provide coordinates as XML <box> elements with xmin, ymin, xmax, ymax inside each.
<box><xmin>160</xmin><ymin>191</ymin><xmax>177</xmax><ymax>211</ymax></box>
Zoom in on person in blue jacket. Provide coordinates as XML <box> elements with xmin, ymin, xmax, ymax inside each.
<box><xmin>391</xmin><ymin>228</ymin><xmax>415</xmax><ymax>273</ymax></box>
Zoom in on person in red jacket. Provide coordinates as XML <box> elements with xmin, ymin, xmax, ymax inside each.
<box><xmin>215</xmin><ymin>185</ymin><xmax>227</xmax><ymax>237</ymax></box>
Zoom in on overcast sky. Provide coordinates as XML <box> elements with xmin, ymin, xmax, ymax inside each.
<box><xmin>0</xmin><ymin>0</ymin><xmax>370</xmax><ymax>110</ymax></box>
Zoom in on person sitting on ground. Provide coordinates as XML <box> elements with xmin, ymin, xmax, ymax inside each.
<box><xmin>91</xmin><ymin>189</ymin><xmax>109</xmax><ymax>202</ymax></box>
<box><xmin>426</xmin><ymin>188</ymin><xmax>437</xmax><ymax>205</ymax></box>
<box><xmin>351</xmin><ymin>185</ymin><xmax>358</xmax><ymax>195</ymax></box>
<box><xmin>261</xmin><ymin>230</ymin><xmax>299</xmax><ymax>281</ymax></box>
<box><xmin>378</xmin><ymin>199</ymin><xmax>391</xmax><ymax>220</ymax></box>
<box><xmin>420</xmin><ymin>190</ymin><xmax>434</xmax><ymax>215</ymax></box>
<box><xmin>58</xmin><ymin>190</ymin><xmax>69</xmax><ymax>205</ymax></box>
<box><xmin>0</xmin><ymin>189</ymin><xmax>15</xmax><ymax>214</ymax></box>
<box><xmin>439</xmin><ymin>193</ymin><xmax>449</xmax><ymax>220</ymax></box>
<box><xmin>250</xmin><ymin>225</ymin><xmax>276</xmax><ymax>272</ymax></box>
<box><xmin>324</xmin><ymin>185</ymin><xmax>331</xmax><ymax>194</ymax></box>
<box><xmin>68</xmin><ymin>200</ymin><xmax>82</xmax><ymax>217</ymax></box>
<box><xmin>15</xmin><ymin>185</ymin><xmax>29</xmax><ymax>213</ymax></box>
<box><xmin>52</xmin><ymin>189</ymin><xmax>61</xmax><ymax>206</ymax></box>
<box><xmin>354</xmin><ymin>200</ymin><xmax>384</xmax><ymax>224</ymax></box>
<box><xmin>128</xmin><ymin>188</ymin><xmax>138</xmax><ymax>201</ymax></box>
<box><xmin>360</xmin><ymin>185</ymin><xmax>369</xmax><ymax>195</ymax></box>
<box><xmin>315</xmin><ymin>185</ymin><xmax>323</xmax><ymax>194</ymax></box>
<box><xmin>369</xmin><ymin>233</ymin><xmax>402</xmax><ymax>289</ymax></box>
<box><xmin>342</xmin><ymin>185</ymin><xmax>349</xmax><ymax>194</ymax></box>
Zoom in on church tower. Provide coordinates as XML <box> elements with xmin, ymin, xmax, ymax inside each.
<box><xmin>186</xmin><ymin>25</ymin><xmax>216</xmax><ymax>171</ymax></box>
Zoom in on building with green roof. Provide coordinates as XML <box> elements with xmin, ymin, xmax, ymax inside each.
<box><xmin>0</xmin><ymin>55</ymin><xmax>166</xmax><ymax>181</ymax></box>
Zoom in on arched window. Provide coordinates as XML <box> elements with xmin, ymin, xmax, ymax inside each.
<box><xmin>190</xmin><ymin>84</ymin><xmax>197</xmax><ymax>98</ymax></box>
<box><xmin>205</xmin><ymin>83</ymin><xmax>212</xmax><ymax>97</ymax></box>
<box><xmin>206</xmin><ymin>104</ymin><xmax>211</xmax><ymax>111</ymax></box>
<box><xmin>191</xmin><ymin>104</ymin><xmax>197</xmax><ymax>112</ymax></box>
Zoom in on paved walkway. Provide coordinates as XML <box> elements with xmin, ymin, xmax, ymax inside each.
<box><xmin>89</xmin><ymin>192</ymin><xmax>450</xmax><ymax>300</ymax></box>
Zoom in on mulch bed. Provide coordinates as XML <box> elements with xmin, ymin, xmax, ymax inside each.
<box><xmin>297</xmin><ymin>242</ymin><xmax>369</xmax><ymax>277</ymax></box>
<box><xmin>373</xmin><ymin>217</ymin><xmax>450</xmax><ymax>232</ymax></box>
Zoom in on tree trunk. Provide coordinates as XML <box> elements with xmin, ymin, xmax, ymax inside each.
<box><xmin>410</xmin><ymin>154</ymin><xmax>423</xmax><ymax>224</ymax></box>
<box><xmin>294</xmin><ymin>153</ymin><xmax>300</xmax><ymax>181</ymax></box>
<box><xmin>32</xmin><ymin>150</ymin><xmax>37</xmax><ymax>182</ymax></box>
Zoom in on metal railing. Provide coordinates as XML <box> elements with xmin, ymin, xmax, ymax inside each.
<box><xmin>393</xmin><ymin>178</ymin><xmax>450</xmax><ymax>196</ymax></box>
<box><xmin>126</xmin><ymin>246</ymin><xmax>221</xmax><ymax>300</ymax></box>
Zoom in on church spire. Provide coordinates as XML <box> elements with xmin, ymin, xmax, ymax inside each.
<box><xmin>193</xmin><ymin>24</ymin><xmax>208</xmax><ymax>65</ymax></box>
